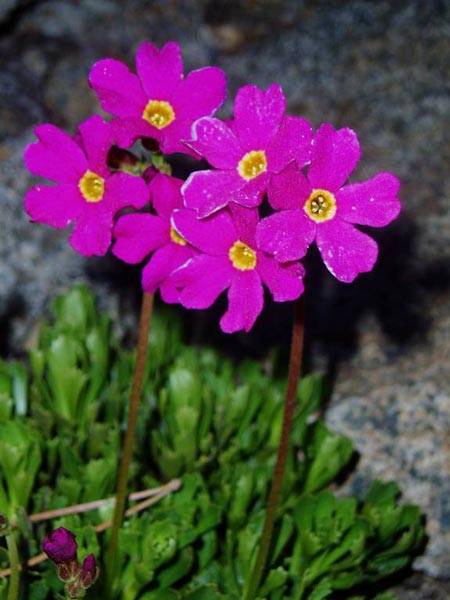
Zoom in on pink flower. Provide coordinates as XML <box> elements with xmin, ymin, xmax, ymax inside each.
<box><xmin>171</xmin><ymin>205</ymin><xmax>304</xmax><ymax>333</ymax></box>
<box><xmin>24</xmin><ymin>115</ymin><xmax>149</xmax><ymax>256</ymax></box>
<box><xmin>89</xmin><ymin>41</ymin><xmax>226</xmax><ymax>155</ymax></box>
<box><xmin>182</xmin><ymin>84</ymin><xmax>313</xmax><ymax>217</ymax></box>
<box><xmin>256</xmin><ymin>123</ymin><xmax>401</xmax><ymax>283</ymax></box>
<box><xmin>112</xmin><ymin>174</ymin><xmax>196</xmax><ymax>303</ymax></box>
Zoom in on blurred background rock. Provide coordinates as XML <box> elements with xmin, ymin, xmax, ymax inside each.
<box><xmin>0</xmin><ymin>1</ymin><xmax>449</xmax><ymax>597</ymax></box>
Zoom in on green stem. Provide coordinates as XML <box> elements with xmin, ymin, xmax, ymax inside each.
<box><xmin>6</xmin><ymin>532</ymin><xmax>19</xmax><ymax>600</ymax></box>
<box><xmin>245</xmin><ymin>297</ymin><xmax>305</xmax><ymax>600</ymax></box>
<box><xmin>106</xmin><ymin>292</ymin><xmax>154</xmax><ymax>589</ymax></box>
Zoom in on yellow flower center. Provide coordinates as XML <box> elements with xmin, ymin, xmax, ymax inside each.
<box><xmin>170</xmin><ymin>226</ymin><xmax>187</xmax><ymax>246</ymax></box>
<box><xmin>304</xmin><ymin>189</ymin><xmax>337</xmax><ymax>222</ymax></box>
<box><xmin>229</xmin><ymin>241</ymin><xmax>257</xmax><ymax>271</ymax></box>
<box><xmin>142</xmin><ymin>100</ymin><xmax>175</xmax><ymax>129</ymax></box>
<box><xmin>78</xmin><ymin>171</ymin><xmax>105</xmax><ymax>203</ymax></box>
<box><xmin>237</xmin><ymin>150</ymin><xmax>267</xmax><ymax>181</ymax></box>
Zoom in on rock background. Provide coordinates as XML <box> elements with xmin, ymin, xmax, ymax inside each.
<box><xmin>0</xmin><ymin>1</ymin><xmax>449</xmax><ymax>597</ymax></box>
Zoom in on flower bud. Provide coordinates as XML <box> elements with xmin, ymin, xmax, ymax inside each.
<box><xmin>42</xmin><ymin>527</ymin><xmax>78</xmax><ymax>564</ymax></box>
<box><xmin>79</xmin><ymin>554</ymin><xmax>99</xmax><ymax>589</ymax></box>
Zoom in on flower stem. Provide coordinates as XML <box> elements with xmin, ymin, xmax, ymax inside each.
<box><xmin>6</xmin><ymin>532</ymin><xmax>19</xmax><ymax>600</ymax></box>
<box><xmin>105</xmin><ymin>292</ymin><xmax>154</xmax><ymax>588</ymax></box>
<box><xmin>245</xmin><ymin>296</ymin><xmax>305</xmax><ymax>600</ymax></box>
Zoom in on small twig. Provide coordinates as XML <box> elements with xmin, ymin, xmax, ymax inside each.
<box><xmin>95</xmin><ymin>479</ymin><xmax>182</xmax><ymax>532</ymax></box>
<box><xmin>21</xmin><ymin>481</ymin><xmax>179</xmax><ymax>524</ymax></box>
<box><xmin>0</xmin><ymin>478</ymin><xmax>181</xmax><ymax>578</ymax></box>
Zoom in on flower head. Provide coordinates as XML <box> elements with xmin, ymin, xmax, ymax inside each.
<box><xmin>89</xmin><ymin>41</ymin><xmax>226</xmax><ymax>155</ymax></box>
<box><xmin>256</xmin><ymin>123</ymin><xmax>401</xmax><ymax>282</ymax></box>
<box><xmin>24</xmin><ymin>115</ymin><xmax>149</xmax><ymax>256</ymax></box>
<box><xmin>42</xmin><ymin>527</ymin><xmax>78</xmax><ymax>564</ymax></box>
<box><xmin>171</xmin><ymin>205</ymin><xmax>304</xmax><ymax>332</ymax></box>
<box><xmin>42</xmin><ymin>528</ymin><xmax>99</xmax><ymax>597</ymax></box>
<box><xmin>113</xmin><ymin>174</ymin><xmax>197</xmax><ymax>303</ymax></box>
<box><xmin>182</xmin><ymin>84</ymin><xmax>313</xmax><ymax>217</ymax></box>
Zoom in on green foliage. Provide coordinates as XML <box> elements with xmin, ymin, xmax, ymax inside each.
<box><xmin>0</xmin><ymin>286</ymin><xmax>425</xmax><ymax>599</ymax></box>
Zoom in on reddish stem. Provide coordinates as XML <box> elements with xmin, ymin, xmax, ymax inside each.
<box><xmin>245</xmin><ymin>297</ymin><xmax>305</xmax><ymax>599</ymax></box>
<box><xmin>105</xmin><ymin>292</ymin><xmax>154</xmax><ymax>586</ymax></box>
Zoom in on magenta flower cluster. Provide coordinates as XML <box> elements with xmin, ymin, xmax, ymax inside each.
<box><xmin>24</xmin><ymin>41</ymin><xmax>401</xmax><ymax>333</ymax></box>
<box><xmin>42</xmin><ymin>527</ymin><xmax>98</xmax><ymax>597</ymax></box>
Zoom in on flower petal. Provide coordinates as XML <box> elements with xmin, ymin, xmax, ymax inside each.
<box><xmin>154</xmin><ymin>118</ymin><xmax>198</xmax><ymax>156</ymax></box>
<box><xmin>142</xmin><ymin>243</ymin><xmax>190</xmax><ymax>294</ymax></box>
<box><xmin>160</xmin><ymin>246</ymin><xmax>195</xmax><ymax>303</ymax></box>
<box><xmin>24</xmin><ymin>184</ymin><xmax>85</xmax><ymax>228</ymax></box>
<box><xmin>173</xmin><ymin>66</ymin><xmax>227</xmax><ymax>120</ymax></box>
<box><xmin>316</xmin><ymin>219</ymin><xmax>378</xmax><ymax>282</ymax></box>
<box><xmin>172</xmin><ymin>208</ymin><xmax>237</xmax><ymax>254</ymax></box>
<box><xmin>113</xmin><ymin>116</ymin><xmax>161</xmax><ymax>149</ymax></box>
<box><xmin>267</xmin><ymin>161</ymin><xmax>312</xmax><ymax>210</ymax></box>
<box><xmin>232</xmin><ymin>173</ymin><xmax>269</xmax><ymax>208</ymax></box>
<box><xmin>150</xmin><ymin>174</ymin><xmax>183</xmax><ymax>218</ymax></box>
<box><xmin>182</xmin><ymin>170</ymin><xmax>244</xmax><ymax>217</ymax></box>
<box><xmin>266</xmin><ymin>115</ymin><xmax>313</xmax><ymax>172</ymax></box>
<box><xmin>105</xmin><ymin>172</ymin><xmax>149</xmax><ymax>211</ymax></box>
<box><xmin>336</xmin><ymin>173</ymin><xmax>401</xmax><ymax>226</ymax></box>
<box><xmin>88</xmin><ymin>58</ymin><xmax>147</xmax><ymax>117</ymax></box>
<box><xmin>136</xmin><ymin>41</ymin><xmax>182</xmax><ymax>99</ymax></box>
<box><xmin>233</xmin><ymin>84</ymin><xmax>286</xmax><ymax>151</ymax></box>
<box><xmin>77</xmin><ymin>116</ymin><xmax>114</xmax><ymax>177</ymax></box>
<box><xmin>69</xmin><ymin>205</ymin><xmax>113</xmax><ymax>256</ymax></box>
<box><xmin>256</xmin><ymin>210</ymin><xmax>315</xmax><ymax>262</ymax></box>
<box><xmin>113</xmin><ymin>213</ymin><xmax>168</xmax><ymax>263</ymax></box>
<box><xmin>187</xmin><ymin>117</ymin><xmax>242</xmax><ymax>168</ymax></box>
<box><xmin>174</xmin><ymin>255</ymin><xmax>233</xmax><ymax>309</ymax></box>
<box><xmin>220</xmin><ymin>270</ymin><xmax>264</xmax><ymax>333</ymax></box>
<box><xmin>257</xmin><ymin>254</ymin><xmax>305</xmax><ymax>302</ymax></box>
<box><xmin>308</xmin><ymin>123</ymin><xmax>361</xmax><ymax>192</ymax></box>
<box><xmin>24</xmin><ymin>124</ymin><xmax>87</xmax><ymax>183</ymax></box>
<box><xmin>228</xmin><ymin>204</ymin><xmax>259</xmax><ymax>247</ymax></box>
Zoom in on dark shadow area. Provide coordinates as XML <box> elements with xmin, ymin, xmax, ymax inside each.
<box><xmin>0</xmin><ymin>0</ymin><xmax>37</xmax><ymax>37</ymax></box>
<box><xmin>0</xmin><ymin>292</ymin><xmax>26</xmax><ymax>358</ymax></box>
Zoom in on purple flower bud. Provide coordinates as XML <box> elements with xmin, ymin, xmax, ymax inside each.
<box><xmin>79</xmin><ymin>554</ymin><xmax>99</xmax><ymax>589</ymax></box>
<box><xmin>42</xmin><ymin>527</ymin><xmax>78</xmax><ymax>564</ymax></box>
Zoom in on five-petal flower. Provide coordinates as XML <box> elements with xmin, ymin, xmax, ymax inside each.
<box><xmin>24</xmin><ymin>115</ymin><xmax>149</xmax><ymax>256</ymax></box>
<box><xmin>256</xmin><ymin>123</ymin><xmax>401</xmax><ymax>282</ymax></box>
<box><xmin>182</xmin><ymin>84</ymin><xmax>313</xmax><ymax>217</ymax></box>
<box><xmin>89</xmin><ymin>41</ymin><xmax>227</xmax><ymax>155</ymax></box>
<box><xmin>171</xmin><ymin>205</ymin><xmax>304</xmax><ymax>333</ymax></box>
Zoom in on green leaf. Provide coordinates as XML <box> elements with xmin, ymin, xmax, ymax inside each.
<box><xmin>258</xmin><ymin>567</ymin><xmax>288</xmax><ymax>596</ymax></box>
<box><xmin>184</xmin><ymin>584</ymin><xmax>228</xmax><ymax>599</ymax></box>
<box><xmin>144</xmin><ymin>519</ymin><xmax>179</xmax><ymax>570</ymax></box>
<box><xmin>303</xmin><ymin>422</ymin><xmax>353</xmax><ymax>493</ymax></box>
<box><xmin>306</xmin><ymin>577</ymin><xmax>332</xmax><ymax>600</ymax></box>
<box><xmin>156</xmin><ymin>547</ymin><xmax>195</xmax><ymax>589</ymax></box>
